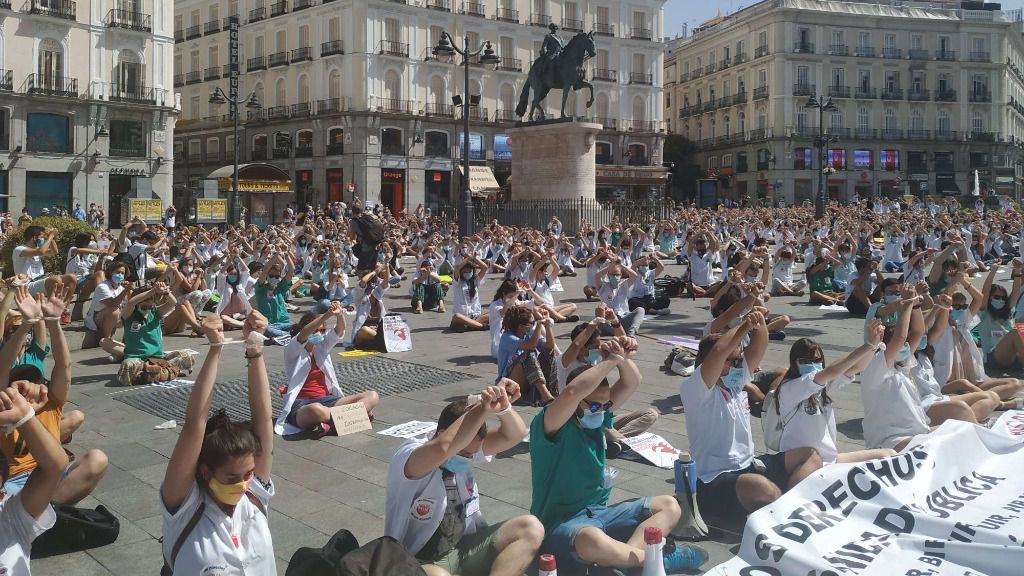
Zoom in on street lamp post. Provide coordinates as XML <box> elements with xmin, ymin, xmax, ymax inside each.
<box><xmin>432</xmin><ymin>32</ymin><xmax>499</xmax><ymax>236</ymax></box>
<box><xmin>805</xmin><ymin>94</ymin><xmax>838</xmax><ymax>220</ymax></box>
<box><xmin>209</xmin><ymin>87</ymin><xmax>261</xmax><ymax>224</ymax></box>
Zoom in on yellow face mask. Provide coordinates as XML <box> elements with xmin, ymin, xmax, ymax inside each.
<box><xmin>208</xmin><ymin>477</ymin><xmax>250</xmax><ymax>506</ymax></box>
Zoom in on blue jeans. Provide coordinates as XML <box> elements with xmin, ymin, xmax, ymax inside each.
<box><xmin>883</xmin><ymin>261</ymin><xmax>904</xmax><ymax>273</ymax></box>
<box><xmin>543</xmin><ymin>498</ymin><xmax>652</xmax><ymax>570</ymax></box>
<box><xmin>265</xmin><ymin>321</ymin><xmax>292</xmax><ymax>339</ymax></box>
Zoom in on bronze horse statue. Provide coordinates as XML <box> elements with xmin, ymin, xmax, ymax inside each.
<box><xmin>515</xmin><ymin>31</ymin><xmax>596</xmax><ymax>122</ymax></box>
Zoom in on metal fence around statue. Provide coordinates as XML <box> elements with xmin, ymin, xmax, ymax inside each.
<box><xmin>477</xmin><ymin>198</ymin><xmax>676</xmax><ymax>235</ymax></box>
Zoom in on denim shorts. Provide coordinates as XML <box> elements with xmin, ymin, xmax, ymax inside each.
<box><xmin>543</xmin><ymin>497</ymin><xmax>652</xmax><ymax>568</ymax></box>
<box><xmin>285</xmin><ymin>394</ymin><xmax>341</xmax><ymax>427</ymax></box>
<box><xmin>4</xmin><ymin>460</ymin><xmax>75</xmax><ymax>495</ymax></box>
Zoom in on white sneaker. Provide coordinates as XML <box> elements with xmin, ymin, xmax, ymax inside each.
<box><xmin>655</xmin><ymin>308</ymin><xmax>671</xmax><ymax>316</ymax></box>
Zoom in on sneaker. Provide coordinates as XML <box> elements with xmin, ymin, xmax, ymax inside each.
<box><xmin>606</xmin><ymin>441</ymin><xmax>625</xmax><ymax>459</ymax></box>
<box><xmin>662</xmin><ymin>540</ymin><xmax>709</xmax><ymax>573</ymax></box>
<box><xmin>311</xmin><ymin>421</ymin><xmax>332</xmax><ymax>439</ymax></box>
<box><xmin>768</xmin><ymin>330</ymin><xmax>787</xmax><ymax>341</ymax></box>
<box><xmin>654</xmin><ymin>308</ymin><xmax>671</xmax><ymax>316</ymax></box>
<box><xmin>60</xmin><ymin>311</ymin><xmax>72</xmax><ymax>325</ymax></box>
<box><xmin>285</xmin><ymin>303</ymin><xmax>300</xmax><ymax>312</ymax></box>
<box><xmin>566</xmin><ymin>314</ymin><xmax>580</xmax><ymax>322</ymax></box>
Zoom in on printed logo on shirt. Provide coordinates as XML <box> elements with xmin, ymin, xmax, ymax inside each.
<box><xmin>200</xmin><ymin>566</ymin><xmax>229</xmax><ymax>576</ymax></box>
<box><xmin>411</xmin><ymin>497</ymin><xmax>436</xmax><ymax>521</ymax></box>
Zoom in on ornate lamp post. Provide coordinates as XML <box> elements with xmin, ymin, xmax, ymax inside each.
<box><xmin>805</xmin><ymin>94</ymin><xmax>838</xmax><ymax>219</ymax></box>
<box><xmin>209</xmin><ymin>87</ymin><xmax>261</xmax><ymax>224</ymax></box>
<box><xmin>432</xmin><ymin>32</ymin><xmax>499</xmax><ymax>236</ymax></box>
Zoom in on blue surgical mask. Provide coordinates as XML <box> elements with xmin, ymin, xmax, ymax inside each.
<box><xmin>586</xmin><ymin>349</ymin><xmax>601</xmax><ymax>364</ymax></box>
<box><xmin>917</xmin><ymin>335</ymin><xmax>929</xmax><ymax>351</ymax></box>
<box><xmin>110</xmin><ymin>273</ymin><xmax>125</xmax><ymax>284</ymax></box>
<box><xmin>991</xmin><ymin>298</ymin><xmax>1006</xmax><ymax>310</ymax></box>
<box><xmin>721</xmin><ymin>367</ymin><xmax>746</xmax><ymax>394</ymax></box>
<box><xmin>895</xmin><ymin>343</ymin><xmax>911</xmax><ymax>363</ymax></box>
<box><xmin>442</xmin><ymin>454</ymin><xmax>472</xmax><ymax>474</ymax></box>
<box><xmin>267</xmin><ymin>277</ymin><xmax>281</xmax><ymax>288</ymax></box>
<box><xmin>949</xmin><ymin>309</ymin><xmax>966</xmax><ymax>323</ymax></box>
<box><xmin>35</xmin><ymin>238</ymin><xmax>45</xmax><ymax>248</ymax></box>
<box><xmin>579</xmin><ymin>410</ymin><xmax>605</xmax><ymax>429</ymax></box>
<box><xmin>227</xmin><ymin>273</ymin><xmax>240</xmax><ymax>284</ymax></box>
<box><xmin>307</xmin><ymin>331</ymin><xmax>325</xmax><ymax>346</ymax></box>
<box><xmin>608</xmin><ymin>274</ymin><xmax>621</xmax><ymax>287</ymax></box>
<box><xmin>884</xmin><ymin>293</ymin><xmax>900</xmax><ymax>304</ymax></box>
<box><xmin>461</xmin><ymin>271</ymin><xmax>474</xmax><ymax>281</ymax></box>
<box><xmin>798</xmin><ymin>362</ymin><xmax>823</xmax><ymax>376</ymax></box>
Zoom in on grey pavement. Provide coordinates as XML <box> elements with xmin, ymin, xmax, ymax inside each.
<box><xmin>32</xmin><ymin>260</ymin><xmax>981</xmax><ymax>575</ymax></box>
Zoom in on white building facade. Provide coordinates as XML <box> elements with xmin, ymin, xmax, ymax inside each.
<box><xmin>664</xmin><ymin>0</ymin><xmax>1024</xmax><ymax>205</ymax></box>
<box><xmin>173</xmin><ymin>0</ymin><xmax>667</xmax><ymax>224</ymax></box>
<box><xmin>0</xmin><ymin>0</ymin><xmax>177</xmax><ymax>225</ymax></box>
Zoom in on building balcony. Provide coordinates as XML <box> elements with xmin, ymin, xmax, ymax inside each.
<box><xmin>461</xmin><ymin>2</ymin><xmax>485</xmax><ymax>18</ymax></box>
<box><xmin>494</xmin><ymin>109</ymin><xmax>517</xmax><ymax>123</ymax></box>
<box><xmin>793</xmin><ymin>125</ymin><xmax>816</xmax><ymax>138</ymax></box>
<box><xmin>691</xmin><ymin>68</ymin><xmax>703</xmax><ymax>79</ymax></box>
<box><xmin>908</xmin><ymin>129</ymin><xmax>931</xmax><ymax>141</ymax></box>
<box><xmin>733</xmin><ymin>53</ymin><xmax>747</xmax><ymax>65</ymax></box>
<box><xmin>828</xmin><ymin>85</ymin><xmax>850</xmax><ymax>98</ymax></box>
<box><xmin>881</xmin><ymin>88</ymin><xmax>903</xmax><ymax>100</ymax></box>
<box><xmin>426</xmin><ymin>0</ymin><xmax>450</xmax><ymax>11</ymax></box>
<box><xmin>30</xmin><ymin>0</ymin><xmax>75</xmax><ymax>20</ymax></box>
<box><xmin>295</xmin><ymin>145</ymin><xmax>312</xmax><ymax>157</ymax></box>
<box><xmin>908</xmin><ymin>49</ymin><xmax>929</xmax><ymax>60</ymax></box>
<box><xmin>326</xmin><ymin>143</ymin><xmax>344</xmax><ymax>155</ymax></box>
<box><xmin>881</xmin><ymin>128</ymin><xmax>903</xmax><ymax>140</ymax></box>
<box><xmin>294</xmin><ymin>0</ymin><xmax>315</xmax><ymax>10</ymax></box>
<box><xmin>629</xmin><ymin>27</ymin><xmax>653</xmax><ymax>40</ymax></box>
<box><xmin>268</xmin><ymin>52</ymin><xmax>289</xmax><ymax>68</ymax></box>
<box><xmin>291</xmin><ymin>102</ymin><xmax>311</xmax><ymax>117</ymax></box>
<box><xmin>379</xmin><ymin>40</ymin><xmax>409</xmax><ymax>57</ymax></box>
<box><xmin>907</xmin><ymin>89</ymin><xmax>930</xmax><ymax>101</ymax></box>
<box><xmin>106</xmin><ymin>144</ymin><xmax>146</xmax><ymax>158</ymax></box>
<box><xmin>290</xmin><ymin>47</ymin><xmax>312</xmax><ymax>63</ymax></box>
<box><xmin>247</xmin><ymin>56</ymin><xmax>266</xmax><ymax>71</ymax></box>
<box><xmin>935</xmin><ymin>50</ymin><xmax>956</xmax><ymax>61</ymax></box>
<box><xmin>204</xmin><ymin>67</ymin><xmax>220</xmax><ymax>81</ymax></box>
<box><xmin>97</xmin><ymin>82</ymin><xmax>160</xmax><ymax>105</ymax></box>
<box><xmin>792</xmin><ymin>41</ymin><xmax>814</xmax><ymax>54</ymax></box>
<box><xmin>628</xmin><ymin>120</ymin><xmax>657</xmax><ymax>132</ymax></box>
<box><xmin>461</xmin><ymin>106</ymin><xmax>488</xmax><ymax>121</ymax></box>
<box><xmin>828</xmin><ymin>44</ymin><xmax>848</xmax><ymax>56</ymax></box>
<box><xmin>594</xmin><ymin>22</ymin><xmax>614</xmax><ymax>37</ymax></box>
<box><xmin>934</xmin><ymin>130</ymin><xmax>958</xmax><ymax>142</ymax></box>
<box><xmin>882</xmin><ymin>47</ymin><xmax>902</xmax><ymax>59</ymax></box>
<box><xmin>223</xmin><ymin>15</ymin><xmax>240</xmax><ymax>28</ymax></box>
<box><xmin>270</xmin><ymin>1</ymin><xmax>287</xmax><ymax>16</ymax></box>
<box><xmin>753</xmin><ymin>86</ymin><xmax>769</xmax><ymax>100</ymax></box>
<box><xmin>755</xmin><ymin>44</ymin><xmax>769</xmax><ymax>58</ymax></box>
<box><xmin>793</xmin><ymin>83</ymin><xmax>815</xmax><ymax>96</ymax></box>
<box><xmin>629</xmin><ymin>72</ymin><xmax>652</xmax><ymax>85</ymax></box>
<box><xmin>527</xmin><ymin>13</ymin><xmax>550</xmax><ymax>27</ymax></box>
<box><xmin>854</xmin><ymin>128</ymin><xmax>877</xmax><ymax>139</ymax></box>
<box><xmin>316</xmin><ymin>98</ymin><xmax>344</xmax><ymax>115</ymax></box>
<box><xmin>187</xmin><ymin>154</ymin><xmax>203</xmax><ymax>164</ymax></box>
<box><xmin>378</xmin><ymin>98</ymin><xmax>415</xmax><ymax>114</ymax></box>
<box><xmin>830</xmin><ymin>127</ymin><xmax>851</xmax><ymax>139</ymax></box>
<box><xmin>0</xmin><ymin>70</ymin><xmax>12</xmax><ymax>91</ymax></box>
<box><xmin>173</xmin><ymin>73</ymin><xmax>184</xmax><ymax>87</ymax></box>
<box><xmin>185</xmin><ymin>24</ymin><xmax>200</xmax><ymax>39</ymax></box>
<box><xmin>679</xmin><ymin>105</ymin><xmax>694</xmax><ymax>118</ymax></box>
<box><xmin>715</xmin><ymin>96</ymin><xmax>730</xmax><ymax>108</ymax></box>
<box><xmin>106</xmin><ymin>9</ymin><xmax>151</xmax><ymax>31</ymax></box>
<box><xmin>222</xmin><ymin>64</ymin><xmax>236</xmax><ymax>78</ymax></box>
<box><xmin>561</xmin><ymin>17</ymin><xmax>583</xmax><ymax>32</ymax></box>
<box><xmin>203</xmin><ymin>153</ymin><xmax>220</xmax><ymax>164</ymax></box>
<box><xmin>733</xmin><ymin>90</ymin><xmax>747</xmax><ymax>103</ymax></box>
<box><xmin>495</xmin><ymin>57</ymin><xmax>521</xmax><ymax>72</ymax></box>
<box><xmin>174</xmin><ymin>29</ymin><xmax>184</xmax><ymax>42</ymax></box>
<box><xmin>593</xmin><ymin>117</ymin><xmax>616</xmax><ymax>130</ymax></box>
<box><xmin>855</xmin><ymin>87</ymin><xmax>877</xmax><ymax>99</ymax></box>
<box><xmin>969</xmin><ymin>51</ymin><xmax>990</xmax><ymax>63</ymax></box>
<box><xmin>493</xmin><ymin>7</ymin><xmax>518</xmax><ymax>23</ymax></box>
<box><xmin>424</xmin><ymin>102</ymin><xmax>454</xmax><ymax>117</ymax></box>
<box><xmin>251</xmin><ymin>148</ymin><xmax>268</xmax><ymax>160</ymax></box>
<box><xmin>321</xmin><ymin>40</ymin><xmax>344</xmax><ymax>57</ymax></box>
<box><xmin>854</xmin><ymin>46</ymin><xmax>875</xmax><ymax>58</ymax></box>
<box><xmin>185</xmin><ymin>71</ymin><xmax>201</xmax><ymax>84</ymax></box>
<box><xmin>935</xmin><ymin>89</ymin><xmax>957</xmax><ymax>102</ymax></box>
<box><xmin>749</xmin><ymin>128</ymin><xmax>767</xmax><ymax>141</ymax></box>
<box><xmin>248</xmin><ymin>7</ymin><xmax>264</xmax><ymax>22</ymax></box>
<box><xmin>26</xmin><ymin>74</ymin><xmax>77</xmax><ymax>97</ymax></box>
<box><xmin>703</xmin><ymin>64</ymin><xmax>715</xmax><ymax>75</ymax></box>
<box><xmin>273</xmin><ymin>146</ymin><xmax>291</xmax><ymax>158</ymax></box>
<box><xmin>971</xmin><ymin>131</ymin><xmax>997</xmax><ymax>142</ymax></box>
<box><xmin>204</xmin><ymin>20</ymin><xmax>220</xmax><ymax>34</ymax></box>
<box><xmin>266</xmin><ymin>105</ymin><xmax>289</xmax><ymax>120</ymax></box>
<box><xmin>969</xmin><ymin>90</ymin><xmax>992</xmax><ymax>103</ymax></box>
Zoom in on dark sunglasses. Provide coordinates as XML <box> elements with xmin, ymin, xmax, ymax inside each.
<box><xmin>582</xmin><ymin>400</ymin><xmax>613</xmax><ymax>413</ymax></box>
<box><xmin>728</xmin><ymin>356</ymin><xmax>745</xmax><ymax>369</ymax></box>
<box><xmin>952</xmin><ymin>304</ymin><xmax>968</xmax><ymax>310</ymax></box>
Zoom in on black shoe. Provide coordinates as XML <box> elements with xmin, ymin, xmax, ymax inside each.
<box><xmin>566</xmin><ymin>314</ymin><xmax>580</xmax><ymax>322</ymax></box>
<box><xmin>606</xmin><ymin>441</ymin><xmax>625</xmax><ymax>459</ymax></box>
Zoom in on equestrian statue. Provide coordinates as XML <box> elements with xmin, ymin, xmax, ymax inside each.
<box><xmin>515</xmin><ymin>24</ymin><xmax>596</xmax><ymax>122</ymax></box>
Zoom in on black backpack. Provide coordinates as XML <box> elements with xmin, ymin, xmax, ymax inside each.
<box><xmin>31</xmin><ymin>504</ymin><xmax>120</xmax><ymax>558</ymax></box>
<box><xmin>286</xmin><ymin>529</ymin><xmax>426</xmax><ymax>576</ymax></box>
<box><xmin>356</xmin><ymin>214</ymin><xmax>386</xmax><ymax>247</ymax></box>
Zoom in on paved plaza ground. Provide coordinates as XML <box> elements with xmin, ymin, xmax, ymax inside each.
<box><xmin>33</xmin><ymin>259</ymin><xmax>975</xmax><ymax>575</ymax></box>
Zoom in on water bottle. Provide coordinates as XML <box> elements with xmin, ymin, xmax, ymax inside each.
<box><xmin>673</xmin><ymin>452</ymin><xmax>697</xmax><ymax>495</ymax></box>
<box><xmin>642</xmin><ymin>527</ymin><xmax>668</xmax><ymax>576</ymax></box>
<box><xmin>538</xmin><ymin>554</ymin><xmax>557</xmax><ymax>576</ymax></box>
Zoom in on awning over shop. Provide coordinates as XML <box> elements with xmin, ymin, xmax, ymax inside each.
<box><xmin>208</xmin><ymin>163</ymin><xmax>292</xmax><ymax>193</ymax></box>
<box><xmin>935</xmin><ymin>178</ymin><xmax>961</xmax><ymax>195</ymax></box>
<box><xmin>459</xmin><ymin>165</ymin><xmax>501</xmax><ymax>194</ymax></box>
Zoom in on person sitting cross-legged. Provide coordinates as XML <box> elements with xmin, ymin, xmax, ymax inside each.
<box><xmin>531</xmin><ymin>337</ymin><xmax>708</xmax><ymax>574</ymax></box>
<box><xmin>385</xmin><ymin>382</ymin><xmax>544</xmax><ymax>576</ymax></box>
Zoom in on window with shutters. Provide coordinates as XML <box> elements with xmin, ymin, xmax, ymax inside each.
<box><xmin>210</xmin><ymin>4</ymin><xmax>219</xmax><ymax>22</ymax></box>
<box><xmin>430</xmin><ymin>26</ymin><xmax>444</xmax><ymax>49</ymax></box>
<box><xmin>830</xmin><ymin>111</ymin><xmax>843</xmax><ymax>130</ymax></box>
<box><xmin>174</xmin><ymin>14</ymin><xmax>182</xmax><ymax>33</ymax></box>
<box><xmin>500</xmin><ymin>37</ymin><xmax>514</xmax><ymax>61</ymax></box>
<box><xmin>467</xmin><ymin>31</ymin><xmax>480</xmax><ymax>54</ymax></box>
<box><xmin>632</xmin><ymin>53</ymin><xmax>645</xmax><ymax>75</ymax></box>
<box><xmin>429</xmin><ymin>76</ymin><xmax>445</xmax><ymax>105</ymax></box>
<box><xmin>190</xmin><ymin>51</ymin><xmax>199</xmax><ymax>72</ymax></box>
<box><xmin>884</xmin><ymin>108</ymin><xmax>896</xmax><ymax>130</ymax></box>
<box><xmin>564</xmin><ymin>1</ymin><xmax>577</xmax><ymax>20</ymax></box>
<box><xmin>533</xmin><ymin>0</ymin><xmax>545</xmax><ymax>16</ymax></box>
<box><xmin>276</xmin><ymin>30</ymin><xmax>287</xmax><ymax>52</ymax></box>
<box><xmin>857</xmin><ymin>108</ymin><xmax>869</xmax><ymax>129</ymax></box>
<box><xmin>190</xmin><ymin>10</ymin><xmax>200</xmax><ymax>26</ymax></box>
<box><xmin>229</xmin><ymin>0</ymin><xmax>238</xmax><ymax>16</ymax></box>
<box><xmin>832</xmin><ymin>67</ymin><xmax>845</xmax><ymax>88</ymax></box>
<box><xmin>330</xmin><ymin>18</ymin><xmax>341</xmax><ymax>41</ymax></box>
<box><xmin>596</xmin><ymin>49</ymin><xmax>608</xmax><ymax>69</ymax></box>
<box><xmin>38</xmin><ymin>39</ymin><xmax>64</xmax><ymax>85</ymax></box>
<box><xmin>299</xmin><ymin>25</ymin><xmax>309</xmax><ymax>48</ymax></box>
<box><xmin>796</xmin><ymin>65</ymin><xmax>809</xmax><ymax>86</ymax></box>
<box><xmin>937</xmin><ymin>111</ymin><xmax>950</xmax><ymax>133</ymax></box>
<box><xmin>254</xmin><ymin>36</ymin><xmax>265</xmax><ymax>57</ymax></box>
<box><xmin>209</xmin><ymin>46</ymin><xmax>219</xmax><ymax>68</ymax></box>
<box><xmin>596</xmin><ymin>6</ymin><xmax>608</xmax><ymax>25</ymax></box>
<box><xmin>298</xmin><ymin>75</ymin><xmax>309</xmax><ymax>103</ymax></box>
<box><xmin>385</xmin><ymin>18</ymin><xmax>400</xmax><ymax>43</ymax></box>
<box><xmin>632</xmin><ymin>11</ymin><xmax>646</xmax><ymax>31</ymax></box>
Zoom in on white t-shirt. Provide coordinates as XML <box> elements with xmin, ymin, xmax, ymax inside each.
<box><xmin>12</xmin><ymin>245</ymin><xmax>44</xmax><ymax>278</ymax></box>
<box><xmin>384</xmin><ymin>438</ymin><xmax>489</xmax><ymax>556</ymax></box>
<box><xmin>161</xmin><ymin>479</ymin><xmax>276</xmax><ymax>576</ymax></box>
<box><xmin>910</xmin><ymin>353</ymin><xmax>946</xmax><ymax>411</ymax></box>
<box><xmin>678</xmin><ymin>361</ymin><xmax>755</xmax><ymax>483</ymax></box>
<box><xmin>776</xmin><ymin>373</ymin><xmax>852</xmax><ymax>464</ymax></box>
<box><xmin>86</xmin><ymin>281</ymin><xmax>125</xmax><ymax>330</ymax></box>
<box><xmin>687</xmin><ymin>250</ymin><xmax>715</xmax><ymax>286</ymax></box>
<box><xmin>65</xmin><ymin>247</ymin><xmax>94</xmax><ymax>278</ymax></box>
<box><xmin>772</xmin><ymin>259</ymin><xmax>795</xmax><ymax>285</ymax></box>
<box><xmin>452</xmin><ymin>276</ymin><xmax>484</xmax><ymax>317</ymax></box>
<box><xmin>630</xmin><ymin>268</ymin><xmax>657</xmax><ymax>298</ymax></box>
<box><xmin>488</xmin><ymin>300</ymin><xmax>505</xmax><ymax>358</ymax></box>
<box><xmin>0</xmin><ymin>494</ymin><xmax>56</xmax><ymax>576</ymax></box>
<box><xmin>860</xmin><ymin>350</ymin><xmax>930</xmax><ymax>449</ymax></box>
<box><xmin>555</xmin><ymin>352</ymin><xmax>587</xmax><ymax>394</ymax></box>
<box><xmin>598</xmin><ymin>282</ymin><xmax>631</xmax><ymax>316</ymax></box>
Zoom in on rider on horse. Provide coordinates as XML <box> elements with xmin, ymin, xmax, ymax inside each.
<box><xmin>538</xmin><ymin>23</ymin><xmax>565</xmax><ymax>81</ymax></box>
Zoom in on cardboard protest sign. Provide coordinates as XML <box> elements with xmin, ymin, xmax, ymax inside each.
<box><xmin>329</xmin><ymin>402</ymin><xmax>372</xmax><ymax>436</ymax></box>
<box><xmin>382</xmin><ymin>315</ymin><xmax>412</xmax><ymax>352</ymax></box>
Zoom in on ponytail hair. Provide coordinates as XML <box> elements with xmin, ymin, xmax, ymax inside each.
<box><xmin>197</xmin><ymin>409</ymin><xmax>262</xmax><ymax>479</ymax></box>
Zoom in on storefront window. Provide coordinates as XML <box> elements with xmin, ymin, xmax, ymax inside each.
<box><xmin>456</xmin><ymin>132</ymin><xmax>484</xmax><ymax>160</ymax></box>
<box><xmin>425</xmin><ymin>131</ymin><xmax>449</xmax><ymax>157</ymax></box>
<box><xmin>381</xmin><ymin>127</ymin><xmax>404</xmax><ymax>156</ymax></box>
<box><xmin>794</xmin><ymin>147</ymin><xmax>812</xmax><ymax>170</ymax></box>
<box><xmin>880</xmin><ymin>149</ymin><xmax>900</xmax><ymax>171</ymax></box>
<box><xmin>934</xmin><ymin>152</ymin><xmax>954</xmax><ymax>172</ymax></box>
<box><xmin>327</xmin><ymin>128</ymin><xmax>344</xmax><ymax>155</ymax></box>
<box><xmin>907</xmin><ymin>151</ymin><xmax>927</xmax><ymax>173</ymax></box>
<box><xmin>969</xmin><ymin>152</ymin><xmax>989</xmax><ymax>169</ymax></box>
<box><xmin>827</xmin><ymin>149</ymin><xmax>846</xmax><ymax>170</ymax></box>
<box><xmin>493</xmin><ymin>135</ymin><xmax>511</xmax><ymax>161</ymax></box>
<box><xmin>595</xmin><ymin>142</ymin><xmax>613</xmax><ymax>165</ymax></box>
<box><xmin>627</xmin><ymin>144</ymin><xmax>647</xmax><ymax>166</ymax></box>
<box><xmin>854</xmin><ymin>149</ymin><xmax>872</xmax><ymax>170</ymax></box>
<box><xmin>25</xmin><ymin>172</ymin><xmax>71</xmax><ymax>215</ymax></box>
<box><xmin>252</xmin><ymin>134</ymin><xmax>268</xmax><ymax>161</ymax></box>
<box><xmin>26</xmin><ymin>113</ymin><xmax>70</xmax><ymax>153</ymax></box>
<box><xmin>736</xmin><ymin>152</ymin><xmax>748</xmax><ymax>173</ymax></box>
<box><xmin>110</xmin><ymin>120</ymin><xmax>146</xmax><ymax>157</ymax></box>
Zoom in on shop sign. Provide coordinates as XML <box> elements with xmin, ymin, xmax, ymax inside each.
<box><xmin>110</xmin><ymin>167</ymin><xmax>147</xmax><ymax>176</ymax></box>
<box><xmin>217</xmin><ymin>178</ymin><xmax>291</xmax><ymax>192</ymax></box>
<box><xmin>196</xmin><ymin>199</ymin><xmax>228</xmax><ymax>223</ymax></box>
<box><xmin>128</xmin><ymin>198</ymin><xmax>163</xmax><ymax>222</ymax></box>
<box><xmin>382</xmin><ymin>170</ymin><xmax>405</xmax><ymax>182</ymax></box>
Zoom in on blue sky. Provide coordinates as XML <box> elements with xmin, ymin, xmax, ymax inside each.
<box><xmin>663</xmin><ymin>0</ymin><xmax>1024</xmax><ymax>40</ymax></box>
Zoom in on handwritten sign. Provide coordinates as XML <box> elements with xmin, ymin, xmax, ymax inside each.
<box><xmin>330</xmin><ymin>402</ymin><xmax>373</xmax><ymax>436</ymax></box>
<box><xmin>621</xmin><ymin>432</ymin><xmax>681</xmax><ymax>469</ymax></box>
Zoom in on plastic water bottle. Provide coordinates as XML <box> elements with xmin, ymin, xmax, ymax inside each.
<box><xmin>642</xmin><ymin>527</ymin><xmax>668</xmax><ymax>576</ymax></box>
<box><xmin>673</xmin><ymin>452</ymin><xmax>697</xmax><ymax>495</ymax></box>
<box><xmin>538</xmin><ymin>554</ymin><xmax>557</xmax><ymax>576</ymax></box>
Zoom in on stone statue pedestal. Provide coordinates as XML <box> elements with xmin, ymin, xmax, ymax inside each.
<box><xmin>508</xmin><ymin>120</ymin><xmax>602</xmax><ymax>201</ymax></box>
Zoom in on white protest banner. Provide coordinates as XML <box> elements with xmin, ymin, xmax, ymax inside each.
<box><xmin>382</xmin><ymin>315</ymin><xmax>412</xmax><ymax>352</ymax></box>
<box><xmin>991</xmin><ymin>409</ymin><xmax>1024</xmax><ymax>442</ymax></box>
<box><xmin>621</xmin><ymin>432</ymin><xmax>680</xmax><ymax>469</ymax></box>
<box><xmin>330</xmin><ymin>402</ymin><xmax>373</xmax><ymax>436</ymax></box>
<box><xmin>378</xmin><ymin>421</ymin><xmax>437</xmax><ymax>439</ymax></box>
<box><xmin>707</xmin><ymin>420</ymin><xmax>1024</xmax><ymax>576</ymax></box>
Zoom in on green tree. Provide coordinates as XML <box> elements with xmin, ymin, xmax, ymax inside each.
<box><xmin>662</xmin><ymin>134</ymin><xmax>703</xmax><ymax>204</ymax></box>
